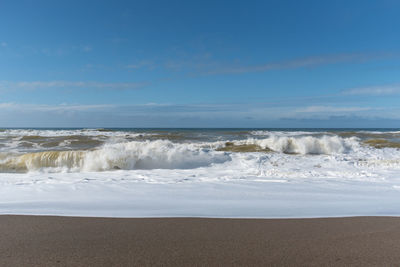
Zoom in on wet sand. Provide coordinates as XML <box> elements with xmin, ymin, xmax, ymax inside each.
<box><xmin>1</xmin><ymin>215</ymin><xmax>400</xmax><ymax>266</ymax></box>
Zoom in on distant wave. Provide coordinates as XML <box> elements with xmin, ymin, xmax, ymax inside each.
<box><xmin>243</xmin><ymin>135</ymin><xmax>358</xmax><ymax>154</ymax></box>
<box><xmin>0</xmin><ymin>129</ymin><xmax>147</xmax><ymax>137</ymax></box>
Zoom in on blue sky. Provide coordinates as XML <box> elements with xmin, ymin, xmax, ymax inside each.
<box><xmin>0</xmin><ymin>0</ymin><xmax>400</xmax><ymax>127</ymax></box>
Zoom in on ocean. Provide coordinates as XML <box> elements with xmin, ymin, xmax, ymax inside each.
<box><xmin>1</xmin><ymin>128</ymin><xmax>400</xmax><ymax>218</ymax></box>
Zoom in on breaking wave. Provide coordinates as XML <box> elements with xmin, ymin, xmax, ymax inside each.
<box><xmin>0</xmin><ymin>140</ymin><xmax>231</xmax><ymax>173</ymax></box>
<box><xmin>230</xmin><ymin>135</ymin><xmax>360</xmax><ymax>154</ymax></box>
<box><xmin>1</xmin><ymin>133</ymin><xmax>399</xmax><ymax>173</ymax></box>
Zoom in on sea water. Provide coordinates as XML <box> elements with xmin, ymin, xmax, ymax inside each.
<box><xmin>0</xmin><ymin>128</ymin><xmax>400</xmax><ymax>218</ymax></box>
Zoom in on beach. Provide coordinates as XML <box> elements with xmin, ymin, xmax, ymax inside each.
<box><xmin>1</xmin><ymin>215</ymin><xmax>400</xmax><ymax>266</ymax></box>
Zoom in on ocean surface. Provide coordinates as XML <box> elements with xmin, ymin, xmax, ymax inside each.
<box><xmin>1</xmin><ymin>128</ymin><xmax>400</xmax><ymax>218</ymax></box>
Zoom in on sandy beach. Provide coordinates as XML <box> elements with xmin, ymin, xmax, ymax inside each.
<box><xmin>1</xmin><ymin>216</ymin><xmax>400</xmax><ymax>266</ymax></box>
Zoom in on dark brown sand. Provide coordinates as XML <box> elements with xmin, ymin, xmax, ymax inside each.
<box><xmin>1</xmin><ymin>216</ymin><xmax>400</xmax><ymax>266</ymax></box>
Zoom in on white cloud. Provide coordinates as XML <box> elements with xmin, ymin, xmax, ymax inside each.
<box><xmin>126</xmin><ymin>60</ymin><xmax>154</xmax><ymax>69</ymax></box>
<box><xmin>342</xmin><ymin>84</ymin><xmax>400</xmax><ymax>96</ymax></box>
<box><xmin>296</xmin><ymin>106</ymin><xmax>372</xmax><ymax>113</ymax></box>
<box><xmin>1</xmin><ymin>42</ymin><xmax>7</xmax><ymax>47</ymax></box>
<box><xmin>0</xmin><ymin>102</ymin><xmax>15</xmax><ymax>108</ymax></box>
<box><xmin>1</xmin><ymin>102</ymin><xmax>400</xmax><ymax>128</ymax></box>
<box><xmin>0</xmin><ymin>81</ymin><xmax>147</xmax><ymax>91</ymax></box>
<box><xmin>203</xmin><ymin>53</ymin><xmax>393</xmax><ymax>75</ymax></box>
<box><xmin>0</xmin><ymin>102</ymin><xmax>113</xmax><ymax>112</ymax></box>
<box><xmin>132</xmin><ymin>52</ymin><xmax>387</xmax><ymax>76</ymax></box>
<box><xmin>0</xmin><ymin>102</ymin><xmax>373</xmax><ymax>119</ymax></box>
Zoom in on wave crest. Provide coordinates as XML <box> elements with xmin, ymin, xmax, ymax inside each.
<box><xmin>245</xmin><ymin>135</ymin><xmax>358</xmax><ymax>154</ymax></box>
<box><xmin>0</xmin><ymin>140</ymin><xmax>231</xmax><ymax>173</ymax></box>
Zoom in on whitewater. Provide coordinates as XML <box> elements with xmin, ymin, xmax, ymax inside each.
<box><xmin>1</xmin><ymin>128</ymin><xmax>400</xmax><ymax>218</ymax></box>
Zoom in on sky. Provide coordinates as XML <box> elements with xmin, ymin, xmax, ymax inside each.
<box><xmin>0</xmin><ymin>0</ymin><xmax>400</xmax><ymax>128</ymax></box>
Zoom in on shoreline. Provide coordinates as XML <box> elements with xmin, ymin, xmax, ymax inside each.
<box><xmin>1</xmin><ymin>215</ymin><xmax>400</xmax><ymax>266</ymax></box>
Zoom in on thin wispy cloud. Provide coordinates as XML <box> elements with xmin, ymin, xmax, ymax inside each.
<box><xmin>296</xmin><ymin>105</ymin><xmax>372</xmax><ymax>113</ymax></box>
<box><xmin>0</xmin><ymin>102</ymin><xmax>15</xmax><ymax>109</ymax></box>
<box><xmin>1</xmin><ymin>101</ymin><xmax>399</xmax><ymax>127</ymax></box>
<box><xmin>342</xmin><ymin>84</ymin><xmax>400</xmax><ymax>96</ymax></box>
<box><xmin>0</xmin><ymin>81</ymin><xmax>148</xmax><ymax>91</ymax></box>
<box><xmin>149</xmin><ymin>51</ymin><xmax>396</xmax><ymax>78</ymax></box>
<box><xmin>80</xmin><ymin>45</ymin><xmax>92</xmax><ymax>52</ymax></box>
<box><xmin>79</xmin><ymin>51</ymin><xmax>398</xmax><ymax>81</ymax></box>
<box><xmin>0</xmin><ymin>102</ymin><xmax>113</xmax><ymax>112</ymax></box>
<box><xmin>12</xmin><ymin>44</ymin><xmax>93</xmax><ymax>57</ymax></box>
<box><xmin>0</xmin><ymin>101</ymin><xmax>378</xmax><ymax>117</ymax></box>
<box><xmin>0</xmin><ymin>42</ymin><xmax>7</xmax><ymax>47</ymax></box>
<box><xmin>32</xmin><ymin>104</ymin><xmax>113</xmax><ymax>112</ymax></box>
<box><xmin>204</xmin><ymin>53</ymin><xmax>396</xmax><ymax>75</ymax></box>
<box><xmin>126</xmin><ymin>60</ymin><xmax>155</xmax><ymax>70</ymax></box>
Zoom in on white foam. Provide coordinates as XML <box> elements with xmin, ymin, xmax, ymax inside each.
<box><xmin>358</xmin><ymin>130</ymin><xmax>400</xmax><ymax>134</ymax></box>
<box><xmin>0</xmin><ymin>129</ymin><xmax>146</xmax><ymax>138</ymax></box>
<box><xmin>1</xmin><ymin>148</ymin><xmax>400</xmax><ymax>217</ymax></box>
<box><xmin>250</xmin><ymin>130</ymin><xmax>322</xmax><ymax>136</ymax></box>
